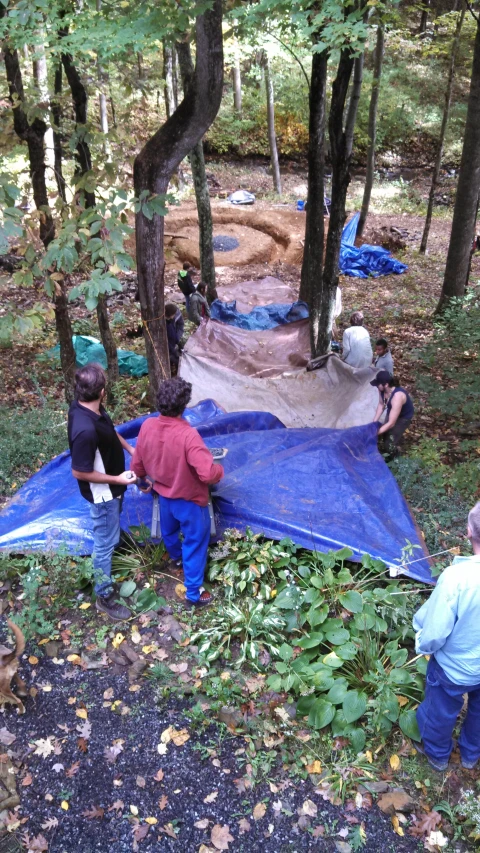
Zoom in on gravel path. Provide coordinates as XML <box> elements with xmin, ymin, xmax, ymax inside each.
<box><xmin>0</xmin><ymin>657</ymin><xmax>424</xmax><ymax>853</ymax></box>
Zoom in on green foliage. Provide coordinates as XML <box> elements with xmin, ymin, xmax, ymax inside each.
<box><xmin>0</xmin><ymin>174</ymin><xmax>24</xmax><ymax>252</ymax></box>
<box><xmin>0</xmin><ymin>402</ymin><xmax>68</xmax><ymax>497</ymax></box>
<box><xmin>193</xmin><ymin>531</ymin><xmax>426</xmax><ymax>751</ymax></box>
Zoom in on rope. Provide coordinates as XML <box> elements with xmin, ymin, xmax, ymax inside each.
<box><xmin>143</xmin><ymin>315</ymin><xmax>169</xmax><ymax>380</ymax></box>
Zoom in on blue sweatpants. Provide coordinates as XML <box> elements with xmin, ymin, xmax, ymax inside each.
<box><xmin>159</xmin><ymin>496</ymin><xmax>210</xmax><ymax>603</ymax></box>
<box><xmin>417</xmin><ymin>656</ymin><xmax>480</xmax><ymax>765</ymax></box>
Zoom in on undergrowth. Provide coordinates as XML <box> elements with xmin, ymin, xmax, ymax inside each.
<box><xmin>0</xmin><ymin>402</ymin><xmax>68</xmax><ymax>498</ymax></box>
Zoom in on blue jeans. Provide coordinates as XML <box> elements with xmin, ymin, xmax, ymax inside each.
<box><xmin>89</xmin><ymin>497</ymin><xmax>122</xmax><ymax>597</ymax></box>
<box><xmin>417</xmin><ymin>657</ymin><xmax>480</xmax><ymax>765</ymax></box>
<box><xmin>159</xmin><ymin>496</ymin><xmax>210</xmax><ymax>603</ymax></box>
<box><xmin>185</xmin><ymin>294</ymin><xmax>191</xmax><ymax>315</ymax></box>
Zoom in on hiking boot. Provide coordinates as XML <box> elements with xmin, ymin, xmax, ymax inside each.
<box><xmin>96</xmin><ymin>593</ymin><xmax>131</xmax><ymax>622</ymax></box>
<box><xmin>184</xmin><ymin>591</ymin><xmax>213</xmax><ymax>609</ymax></box>
<box><xmin>415</xmin><ymin>741</ymin><xmax>449</xmax><ymax>772</ymax></box>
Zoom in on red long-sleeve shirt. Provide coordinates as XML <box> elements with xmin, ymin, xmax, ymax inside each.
<box><xmin>131</xmin><ymin>416</ymin><xmax>224</xmax><ymax>507</ymax></box>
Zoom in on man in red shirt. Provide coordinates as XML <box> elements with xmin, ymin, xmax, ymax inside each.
<box><xmin>131</xmin><ymin>377</ymin><xmax>224</xmax><ymax>607</ymax></box>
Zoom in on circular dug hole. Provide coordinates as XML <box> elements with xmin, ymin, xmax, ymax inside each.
<box><xmin>167</xmin><ymin>222</ymin><xmax>276</xmax><ymax>267</ymax></box>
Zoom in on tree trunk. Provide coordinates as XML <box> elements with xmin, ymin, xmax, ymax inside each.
<box><xmin>32</xmin><ymin>37</ymin><xmax>55</xmax><ymax>173</ymax></box>
<box><xmin>299</xmin><ymin>49</ymin><xmax>328</xmax><ymax>356</ymax></box>
<box><xmin>109</xmin><ymin>90</ymin><xmax>117</xmax><ymax>127</ymax></box>
<box><xmin>177</xmin><ymin>41</ymin><xmax>217</xmax><ymax>301</ymax></box>
<box><xmin>419</xmin><ymin>0</ymin><xmax>430</xmax><ymax>34</ymax></box>
<box><xmin>344</xmin><ymin>52</ymin><xmax>364</xmax><ymax>154</ymax></box>
<box><xmin>438</xmin><ymin>14</ymin><xmax>480</xmax><ymax>309</ymax></box>
<box><xmin>2</xmin><ymin>26</ymin><xmax>55</xmax><ymax>247</ymax></box>
<box><xmin>96</xmin><ymin>0</ymin><xmax>110</xmax><ymax>159</ymax></box>
<box><xmin>263</xmin><ymin>53</ymin><xmax>282</xmax><ymax>194</ymax></box>
<box><xmin>55</xmin><ymin>279</ymin><xmax>77</xmax><ymax>403</ymax></box>
<box><xmin>134</xmin><ymin>0</ymin><xmax>223</xmax><ymax>401</ymax></box>
<box><xmin>97</xmin><ymin>294</ymin><xmax>119</xmax><ymax>404</ymax></box>
<box><xmin>52</xmin><ymin>63</ymin><xmax>67</xmax><ymax>202</ymax></box>
<box><xmin>320</xmin><ymin>49</ymin><xmax>357</xmax><ymax>355</ymax></box>
<box><xmin>420</xmin><ymin>2</ymin><xmax>464</xmax><ymax>254</ymax></box>
<box><xmin>358</xmin><ymin>23</ymin><xmax>384</xmax><ymax>238</ymax></box>
<box><xmin>61</xmin><ymin>34</ymin><xmax>95</xmax><ymax>207</ymax></box>
<box><xmin>232</xmin><ymin>31</ymin><xmax>242</xmax><ymax>114</ymax></box>
<box><xmin>163</xmin><ymin>44</ymin><xmax>176</xmax><ymax>118</ymax></box>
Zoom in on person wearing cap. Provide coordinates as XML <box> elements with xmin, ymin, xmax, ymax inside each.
<box><xmin>371</xmin><ymin>371</ymin><xmax>414</xmax><ymax>458</ymax></box>
<box><xmin>342</xmin><ymin>311</ymin><xmax>373</xmax><ymax>368</ymax></box>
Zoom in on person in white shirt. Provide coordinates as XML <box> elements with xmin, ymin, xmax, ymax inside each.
<box><xmin>342</xmin><ymin>311</ymin><xmax>372</xmax><ymax>368</ymax></box>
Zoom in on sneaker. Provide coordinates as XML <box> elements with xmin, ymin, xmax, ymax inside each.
<box><xmin>415</xmin><ymin>741</ymin><xmax>449</xmax><ymax>772</ymax></box>
<box><xmin>96</xmin><ymin>593</ymin><xmax>131</xmax><ymax>622</ymax></box>
<box><xmin>184</xmin><ymin>591</ymin><xmax>213</xmax><ymax>609</ymax></box>
<box><xmin>461</xmin><ymin>757</ymin><xmax>479</xmax><ymax>770</ymax></box>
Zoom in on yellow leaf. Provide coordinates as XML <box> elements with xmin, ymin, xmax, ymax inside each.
<box><xmin>391</xmin><ymin>815</ymin><xmax>404</xmax><ymax>836</ymax></box>
<box><xmin>130</xmin><ymin>805</ymin><xmax>138</xmax><ymax>816</ymax></box>
<box><xmin>61</xmin><ymin>801</ymin><xmax>69</xmax><ymax>810</ymax></box>
<box><xmin>142</xmin><ymin>645</ymin><xmax>155</xmax><ymax>654</ymax></box>
<box><xmin>253</xmin><ymin>802</ymin><xmax>267</xmax><ymax>820</ymax></box>
<box><xmin>112</xmin><ymin>633</ymin><xmax>125</xmax><ymax>649</ymax></box>
<box><xmin>365</xmin><ymin>750</ymin><xmax>373</xmax><ymax>764</ymax></box>
<box><xmin>171</xmin><ymin>728</ymin><xmax>190</xmax><ymax>747</ymax></box>
<box><xmin>389</xmin><ymin>754</ymin><xmax>400</xmax><ymax>771</ymax></box>
<box><xmin>396</xmin><ymin>695</ymin><xmax>409</xmax><ymax>707</ymax></box>
<box><xmin>76</xmin><ymin>708</ymin><xmax>88</xmax><ymax>720</ymax></box>
<box><xmin>28</xmin><ymin>656</ymin><xmax>39</xmax><ymax>665</ymax></box>
<box><xmin>175</xmin><ymin>583</ymin><xmax>186</xmax><ymax>599</ymax></box>
<box><xmin>220</xmin><ymin>672</ymin><xmax>231</xmax><ymax>681</ymax></box>
<box><xmin>38</xmin><ymin>638</ymin><xmax>50</xmax><ymax>645</ymax></box>
<box><xmin>67</xmin><ymin>654</ymin><xmax>82</xmax><ymax>664</ymax></box>
<box><xmin>129</xmin><ymin>684</ymin><xmax>141</xmax><ymax>692</ymax></box>
<box><xmin>145</xmin><ymin>817</ymin><xmax>158</xmax><ymax>825</ymax></box>
<box><xmin>131</xmin><ymin>630</ymin><xmax>142</xmax><ymax>645</ymax></box>
<box><xmin>68</xmin><ymin>697</ymin><xmax>76</xmax><ymax>705</ymax></box>
<box><xmin>79</xmin><ymin>602</ymin><xmax>91</xmax><ymax>610</ymax></box>
<box><xmin>306</xmin><ymin>760</ymin><xmax>322</xmax><ymax>774</ymax></box>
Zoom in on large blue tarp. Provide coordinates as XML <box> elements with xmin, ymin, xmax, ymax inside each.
<box><xmin>210</xmin><ymin>299</ymin><xmax>309</xmax><ymax>330</ymax></box>
<box><xmin>0</xmin><ymin>400</ymin><xmax>431</xmax><ymax>582</ymax></box>
<box><xmin>340</xmin><ymin>212</ymin><xmax>408</xmax><ymax>278</ymax></box>
<box><xmin>46</xmin><ymin>336</ymin><xmax>148</xmax><ymax>378</ymax></box>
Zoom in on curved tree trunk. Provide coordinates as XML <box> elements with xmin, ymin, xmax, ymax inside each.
<box><xmin>263</xmin><ymin>53</ymin><xmax>282</xmax><ymax>194</ymax></box>
<box><xmin>420</xmin><ymin>2</ymin><xmax>464</xmax><ymax>254</ymax></box>
<box><xmin>163</xmin><ymin>43</ymin><xmax>176</xmax><ymax>118</ymax></box>
<box><xmin>134</xmin><ymin>0</ymin><xmax>223</xmax><ymax>400</ymax></box>
<box><xmin>177</xmin><ymin>40</ymin><xmax>217</xmax><ymax>301</ymax></box>
<box><xmin>32</xmin><ymin>36</ymin><xmax>55</xmax><ymax>173</ymax></box>
<box><xmin>344</xmin><ymin>52</ymin><xmax>364</xmax><ymax>153</ymax></box>
<box><xmin>438</xmin><ymin>14</ymin><xmax>480</xmax><ymax>309</ymax></box>
<box><xmin>299</xmin><ymin>48</ymin><xmax>328</xmax><ymax>357</ymax></box>
<box><xmin>358</xmin><ymin>23</ymin><xmax>384</xmax><ymax>238</ymax></box>
<box><xmin>97</xmin><ymin>294</ymin><xmax>119</xmax><ymax>404</ymax></box>
<box><xmin>52</xmin><ymin>64</ymin><xmax>67</xmax><ymax>202</ymax></box>
<box><xmin>96</xmin><ymin>0</ymin><xmax>110</xmax><ymax>160</ymax></box>
<box><xmin>60</xmin><ymin>32</ymin><xmax>95</xmax><ymax>208</ymax></box>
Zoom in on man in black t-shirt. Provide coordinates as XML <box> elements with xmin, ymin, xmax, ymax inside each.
<box><xmin>68</xmin><ymin>363</ymin><xmax>138</xmax><ymax>621</ymax></box>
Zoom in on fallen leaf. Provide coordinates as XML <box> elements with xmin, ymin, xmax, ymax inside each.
<box><xmin>75</xmin><ymin>708</ymin><xmax>88</xmax><ymax>720</ymax></box>
<box><xmin>409</xmin><ymin>810</ymin><xmax>442</xmax><ymax>838</ymax></box>
<box><xmin>157</xmin><ymin>743</ymin><xmax>167</xmax><ymax>755</ymax></box>
<box><xmin>168</xmin><ymin>662</ymin><xmax>188</xmax><ymax>674</ymax></box>
<box><xmin>426</xmin><ymin>830</ymin><xmax>448</xmax><ymax>848</ymax></box>
<box><xmin>159</xmin><ymin>822</ymin><xmax>177</xmax><ymax>838</ymax></box>
<box><xmin>391</xmin><ymin>815</ymin><xmax>404</xmax><ymax>836</ymax></box>
<box><xmin>22</xmin><ymin>773</ymin><xmax>33</xmax><ymax>787</ymax></box>
<box><xmin>204</xmin><ymin>791</ymin><xmax>219</xmax><ymax>803</ymax></box>
<box><xmin>131</xmin><ymin>630</ymin><xmax>142</xmax><ymax>644</ymax></box>
<box><xmin>52</xmin><ymin>763</ymin><xmax>64</xmax><ymax>773</ymax></box>
<box><xmin>130</xmin><ymin>805</ymin><xmax>139</xmax><ymax>816</ymax></box>
<box><xmin>253</xmin><ymin>802</ymin><xmax>267</xmax><ymax>820</ymax></box>
<box><xmin>112</xmin><ymin>633</ymin><xmax>125</xmax><ymax>649</ymax></box>
<box><xmin>41</xmin><ymin>683</ymin><xmax>52</xmax><ymax>692</ymax></box>
<box><xmin>313</xmin><ymin>825</ymin><xmax>325</xmax><ymax>838</ymax></box>
<box><xmin>66</xmin><ymin>761</ymin><xmax>80</xmax><ymax>778</ymax></box>
<box><xmin>28</xmin><ymin>655</ymin><xmax>39</xmax><ymax>665</ymax></box>
<box><xmin>132</xmin><ymin>822</ymin><xmax>149</xmax><ymax>844</ymax></box>
<box><xmin>238</xmin><ymin>818</ymin><xmax>251</xmax><ymax>833</ymax></box>
<box><xmin>0</xmin><ymin>727</ymin><xmax>16</xmax><ymax>745</ymax></box>
<box><xmin>145</xmin><ymin>817</ymin><xmax>158</xmax><ymax>825</ymax></box>
<box><xmin>108</xmin><ymin>800</ymin><xmax>124</xmax><ymax>813</ymax></box>
<box><xmin>175</xmin><ymin>583</ymin><xmax>186</xmax><ymax>598</ymax></box>
<box><xmin>22</xmin><ymin>834</ymin><xmax>49</xmax><ymax>852</ymax></box>
<box><xmin>301</xmin><ymin>799</ymin><xmax>318</xmax><ymax>817</ymax></box>
<box><xmin>389</xmin><ymin>754</ymin><xmax>401</xmax><ymax>771</ymax></box>
<box><xmin>77</xmin><ymin>738</ymin><xmax>88</xmax><ymax>753</ymax></box>
<box><xmin>67</xmin><ymin>654</ymin><xmax>82</xmax><ymax>664</ymax></box>
<box><xmin>60</xmin><ymin>801</ymin><xmax>69</xmax><ymax>810</ymax></box>
<box><xmin>38</xmin><ymin>638</ymin><xmax>50</xmax><ymax>645</ymax></box>
<box><xmin>104</xmin><ymin>743</ymin><xmax>124</xmax><ymax>764</ymax></box>
<box><xmin>306</xmin><ymin>760</ymin><xmax>322</xmax><ymax>775</ymax></box>
<box><xmin>82</xmin><ymin>806</ymin><xmax>104</xmax><ymax>819</ymax></box>
<box><xmin>159</xmin><ymin>795</ymin><xmax>169</xmax><ymax>810</ymax></box>
<box><xmin>129</xmin><ymin>684</ymin><xmax>141</xmax><ymax>692</ymax></box>
<box><xmin>136</xmin><ymin>776</ymin><xmax>146</xmax><ymax>788</ymax></box>
<box><xmin>68</xmin><ymin>697</ymin><xmax>76</xmax><ymax>705</ymax></box>
<box><xmin>211</xmin><ymin>823</ymin><xmax>234</xmax><ymax>851</ymax></box>
<box><xmin>378</xmin><ymin>790</ymin><xmax>414</xmax><ymax>815</ymax></box>
<box><xmin>34</xmin><ymin>737</ymin><xmax>55</xmax><ymax>758</ymax></box>
<box><xmin>41</xmin><ymin>817</ymin><xmax>59</xmax><ymax>831</ymax></box>
<box><xmin>160</xmin><ymin>725</ymin><xmax>190</xmax><ymax>746</ymax></box>
<box><xmin>79</xmin><ymin>602</ymin><xmax>91</xmax><ymax>610</ymax></box>
<box><xmin>153</xmin><ymin>769</ymin><xmax>164</xmax><ymax>781</ymax></box>
<box><xmin>195</xmin><ymin>818</ymin><xmax>210</xmax><ymax>829</ymax></box>
<box><xmin>103</xmin><ymin>688</ymin><xmax>114</xmax><ymax>700</ymax></box>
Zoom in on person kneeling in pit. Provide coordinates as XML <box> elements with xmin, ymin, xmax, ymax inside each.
<box><xmin>130</xmin><ymin>377</ymin><xmax>224</xmax><ymax>608</ymax></box>
<box><xmin>371</xmin><ymin>370</ymin><xmax>414</xmax><ymax>459</ymax></box>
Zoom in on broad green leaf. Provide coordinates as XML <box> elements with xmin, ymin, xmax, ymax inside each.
<box><xmin>323</xmin><ymin>651</ymin><xmax>343</xmax><ymax>669</ymax></box>
<box><xmin>340</xmin><ymin>590</ymin><xmax>364</xmax><ymax>613</ymax></box>
<box><xmin>326</xmin><ymin>680</ymin><xmax>349</xmax><ymax>705</ymax></box>
<box><xmin>278</xmin><ymin>643</ymin><xmax>294</xmax><ymax>661</ymax></box>
<box><xmin>399</xmin><ymin>709</ymin><xmax>421</xmax><ymax>742</ymax></box>
<box><xmin>335</xmin><ymin>641</ymin><xmax>358</xmax><ymax>661</ymax></box>
<box><xmin>343</xmin><ymin>690</ymin><xmax>367</xmax><ymax>724</ymax></box>
<box><xmin>119</xmin><ymin>580</ymin><xmax>136</xmax><ymax>598</ymax></box>
<box><xmin>389</xmin><ymin>668</ymin><xmax>414</xmax><ymax>685</ymax></box>
<box><xmin>297</xmin><ymin>632</ymin><xmax>324</xmax><ymax>649</ymax></box>
<box><xmin>308</xmin><ymin>698</ymin><xmax>335</xmax><ymax>730</ymax></box>
<box><xmin>296</xmin><ymin>694</ymin><xmax>315</xmax><ymax>716</ymax></box>
<box><xmin>325</xmin><ymin>628</ymin><xmax>350</xmax><ymax>645</ymax></box>
<box><xmin>348</xmin><ymin>727</ymin><xmax>366</xmax><ymax>753</ymax></box>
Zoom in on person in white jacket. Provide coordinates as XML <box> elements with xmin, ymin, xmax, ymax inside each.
<box><xmin>342</xmin><ymin>311</ymin><xmax>372</xmax><ymax>368</ymax></box>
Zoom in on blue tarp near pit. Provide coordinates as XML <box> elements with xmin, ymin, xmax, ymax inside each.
<box><xmin>46</xmin><ymin>335</ymin><xmax>149</xmax><ymax>378</ymax></box>
<box><xmin>0</xmin><ymin>400</ymin><xmax>431</xmax><ymax>583</ymax></box>
<box><xmin>210</xmin><ymin>300</ymin><xmax>309</xmax><ymax>330</ymax></box>
<box><xmin>340</xmin><ymin>212</ymin><xmax>408</xmax><ymax>278</ymax></box>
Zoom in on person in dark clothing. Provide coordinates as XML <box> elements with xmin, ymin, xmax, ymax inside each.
<box><xmin>189</xmin><ymin>282</ymin><xmax>210</xmax><ymax>326</ymax></box>
<box><xmin>165</xmin><ymin>302</ymin><xmax>185</xmax><ymax>375</ymax></box>
<box><xmin>177</xmin><ymin>262</ymin><xmax>196</xmax><ymax>313</ymax></box>
<box><xmin>68</xmin><ymin>364</ymin><xmax>138</xmax><ymax>621</ymax></box>
<box><xmin>371</xmin><ymin>370</ymin><xmax>414</xmax><ymax>458</ymax></box>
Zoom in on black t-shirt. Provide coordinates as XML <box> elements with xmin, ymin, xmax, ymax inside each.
<box><xmin>68</xmin><ymin>401</ymin><xmax>126</xmax><ymax>503</ymax></box>
<box><xmin>177</xmin><ymin>270</ymin><xmax>196</xmax><ymax>297</ymax></box>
